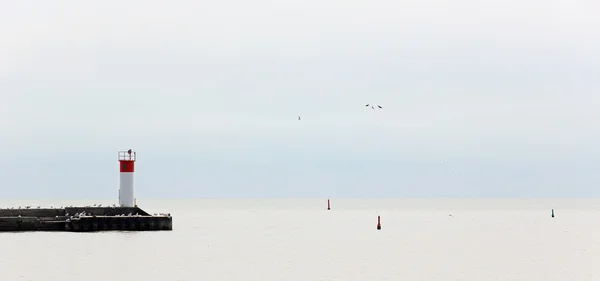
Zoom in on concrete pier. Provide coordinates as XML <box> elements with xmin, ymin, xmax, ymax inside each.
<box><xmin>0</xmin><ymin>206</ymin><xmax>172</xmax><ymax>232</ymax></box>
<box><xmin>65</xmin><ymin>215</ymin><xmax>172</xmax><ymax>232</ymax></box>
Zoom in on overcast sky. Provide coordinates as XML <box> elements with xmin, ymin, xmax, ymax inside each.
<box><xmin>1</xmin><ymin>0</ymin><xmax>599</xmax><ymax>199</ymax></box>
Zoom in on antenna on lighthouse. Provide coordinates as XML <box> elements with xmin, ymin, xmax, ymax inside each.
<box><xmin>118</xmin><ymin>149</ymin><xmax>136</xmax><ymax>207</ymax></box>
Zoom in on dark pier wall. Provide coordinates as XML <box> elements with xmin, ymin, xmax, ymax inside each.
<box><xmin>0</xmin><ymin>217</ymin><xmax>67</xmax><ymax>231</ymax></box>
<box><xmin>66</xmin><ymin>216</ymin><xmax>172</xmax><ymax>232</ymax></box>
<box><xmin>65</xmin><ymin>207</ymin><xmax>150</xmax><ymax>216</ymax></box>
<box><xmin>0</xmin><ymin>207</ymin><xmax>151</xmax><ymax>218</ymax></box>
<box><xmin>0</xmin><ymin>206</ymin><xmax>170</xmax><ymax>232</ymax></box>
<box><xmin>0</xmin><ymin>208</ymin><xmax>65</xmax><ymax>218</ymax></box>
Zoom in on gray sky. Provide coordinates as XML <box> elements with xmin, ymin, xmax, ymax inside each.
<box><xmin>1</xmin><ymin>0</ymin><xmax>599</xmax><ymax>199</ymax></box>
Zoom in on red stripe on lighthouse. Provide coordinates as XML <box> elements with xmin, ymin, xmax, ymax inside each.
<box><xmin>120</xmin><ymin>161</ymin><xmax>135</xmax><ymax>172</ymax></box>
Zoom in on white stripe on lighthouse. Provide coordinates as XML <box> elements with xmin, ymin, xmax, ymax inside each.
<box><xmin>119</xmin><ymin>172</ymin><xmax>135</xmax><ymax>207</ymax></box>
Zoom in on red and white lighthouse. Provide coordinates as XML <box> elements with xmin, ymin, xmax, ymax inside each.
<box><xmin>118</xmin><ymin>149</ymin><xmax>136</xmax><ymax>207</ymax></box>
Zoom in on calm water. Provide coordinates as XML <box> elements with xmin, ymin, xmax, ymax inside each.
<box><xmin>0</xmin><ymin>198</ymin><xmax>599</xmax><ymax>281</ymax></box>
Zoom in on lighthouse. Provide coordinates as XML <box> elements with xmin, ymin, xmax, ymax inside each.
<box><xmin>118</xmin><ymin>149</ymin><xmax>136</xmax><ymax>207</ymax></box>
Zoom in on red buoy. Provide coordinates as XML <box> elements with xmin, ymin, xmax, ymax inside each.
<box><xmin>377</xmin><ymin>216</ymin><xmax>381</xmax><ymax>230</ymax></box>
<box><xmin>327</xmin><ymin>199</ymin><xmax>331</xmax><ymax>210</ymax></box>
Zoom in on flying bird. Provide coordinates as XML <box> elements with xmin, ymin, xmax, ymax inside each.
<box><xmin>298</xmin><ymin>116</ymin><xmax>301</xmax><ymax>120</ymax></box>
<box><xmin>365</xmin><ymin>104</ymin><xmax>383</xmax><ymax>110</ymax></box>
